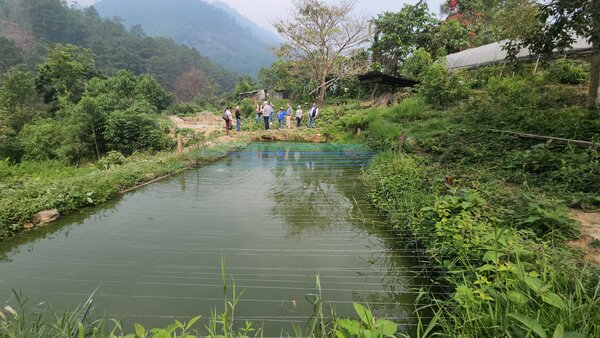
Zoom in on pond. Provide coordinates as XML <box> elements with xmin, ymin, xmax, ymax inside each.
<box><xmin>0</xmin><ymin>143</ymin><xmax>422</xmax><ymax>335</ymax></box>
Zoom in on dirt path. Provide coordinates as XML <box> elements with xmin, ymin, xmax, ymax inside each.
<box><xmin>170</xmin><ymin>112</ymin><xmax>225</xmax><ymax>136</ymax></box>
<box><xmin>569</xmin><ymin>209</ymin><xmax>600</xmax><ymax>265</ymax></box>
<box><xmin>170</xmin><ymin>112</ymin><xmax>327</xmax><ymax>144</ymax></box>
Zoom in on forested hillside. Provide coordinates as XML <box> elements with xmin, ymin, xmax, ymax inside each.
<box><xmin>0</xmin><ymin>0</ymin><xmax>238</xmax><ymax>93</ymax></box>
<box><xmin>95</xmin><ymin>0</ymin><xmax>277</xmax><ymax>75</ymax></box>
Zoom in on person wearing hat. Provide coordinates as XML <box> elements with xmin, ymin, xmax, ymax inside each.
<box><xmin>277</xmin><ymin>107</ymin><xmax>286</xmax><ymax>129</ymax></box>
<box><xmin>262</xmin><ymin>101</ymin><xmax>273</xmax><ymax>130</ymax></box>
<box><xmin>295</xmin><ymin>105</ymin><xmax>303</xmax><ymax>128</ymax></box>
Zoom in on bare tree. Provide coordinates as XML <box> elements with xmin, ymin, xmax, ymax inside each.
<box><xmin>174</xmin><ymin>68</ymin><xmax>213</xmax><ymax>102</ymax></box>
<box><xmin>273</xmin><ymin>0</ymin><xmax>371</xmax><ymax>105</ymax></box>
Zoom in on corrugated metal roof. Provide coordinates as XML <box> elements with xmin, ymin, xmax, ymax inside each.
<box><xmin>445</xmin><ymin>36</ymin><xmax>592</xmax><ymax>69</ymax></box>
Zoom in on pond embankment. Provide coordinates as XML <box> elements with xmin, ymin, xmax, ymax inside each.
<box><xmin>0</xmin><ymin>140</ymin><xmax>247</xmax><ymax>240</ymax></box>
<box><xmin>0</xmin><ymin>115</ymin><xmax>331</xmax><ymax>242</ymax></box>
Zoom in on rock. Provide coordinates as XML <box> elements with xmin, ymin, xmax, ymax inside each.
<box><xmin>34</xmin><ymin>209</ymin><xmax>60</xmax><ymax>225</ymax></box>
<box><xmin>23</xmin><ymin>223</ymin><xmax>34</xmax><ymax>230</ymax></box>
<box><xmin>144</xmin><ymin>173</ymin><xmax>157</xmax><ymax>180</ymax></box>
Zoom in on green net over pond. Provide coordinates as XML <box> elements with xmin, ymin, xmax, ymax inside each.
<box><xmin>0</xmin><ymin>143</ymin><xmax>424</xmax><ymax>335</ymax></box>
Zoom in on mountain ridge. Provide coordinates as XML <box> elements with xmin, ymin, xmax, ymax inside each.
<box><xmin>94</xmin><ymin>0</ymin><xmax>277</xmax><ymax>75</ymax></box>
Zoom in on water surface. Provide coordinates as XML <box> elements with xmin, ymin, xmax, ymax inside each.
<box><xmin>0</xmin><ymin>143</ymin><xmax>421</xmax><ymax>335</ymax></box>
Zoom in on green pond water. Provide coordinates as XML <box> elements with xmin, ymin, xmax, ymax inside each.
<box><xmin>0</xmin><ymin>143</ymin><xmax>422</xmax><ymax>335</ymax></box>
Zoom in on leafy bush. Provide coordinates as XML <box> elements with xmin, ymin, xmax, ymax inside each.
<box><xmin>545</xmin><ymin>59</ymin><xmax>590</xmax><ymax>84</ymax></box>
<box><xmin>515</xmin><ymin>143</ymin><xmax>600</xmax><ymax>194</ymax></box>
<box><xmin>104</xmin><ymin>112</ymin><xmax>172</xmax><ymax>155</ymax></box>
<box><xmin>167</xmin><ymin>103</ymin><xmax>201</xmax><ymax>116</ymax></box>
<box><xmin>418</xmin><ymin>63</ymin><xmax>469</xmax><ymax>108</ymax></box>
<box><xmin>98</xmin><ymin>150</ymin><xmax>126</xmax><ymax>170</ymax></box>
<box><xmin>18</xmin><ymin>119</ymin><xmax>68</xmax><ymax>161</ymax></box>
<box><xmin>400</xmin><ymin>48</ymin><xmax>432</xmax><ymax>81</ymax></box>
<box><xmin>239</xmin><ymin>97</ymin><xmax>255</xmax><ymax>118</ymax></box>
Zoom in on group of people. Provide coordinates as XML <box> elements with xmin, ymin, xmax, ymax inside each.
<box><xmin>255</xmin><ymin>101</ymin><xmax>319</xmax><ymax>130</ymax></box>
<box><xmin>223</xmin><ymin>101</ymin><xmax>320</xmax><ymax>135</ymax></box>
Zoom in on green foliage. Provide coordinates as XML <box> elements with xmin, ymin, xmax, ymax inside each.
<box><xmin>35</xmin><ymin>44</ymin><xmax>97</xmax><ymax>107</ymax></box>
<box><xmin>17</xmin><ymin>118</ymin><xmax>67</xmax><ymax>161</ymax></box>
<box><xmin>238</xmin><ymin>98</ymin><xmax>255</xmax><ymax>118</ymax></box>
<box><xmin>468</xmin><ymin>76</ymin><xmax>594</xmax><ymax>139</ymax></box>
<box><xmin>370</xmin><ymin>2</ymin><xmax>438</xmax><ymax>75</ymax></box>
<box><xmin>431</xmin><ymin>19</ymin><xmax>469</xmax><ymax>55</ymax></box>
<box><xmin>418</xmin><ymin>63</ymin><xmax>469</xmax><ymax>108</ymax></box>
<box><xmin>386</xmin><ymin>96</ymin><xmax>428</xmax><ymax>122</ymax></box>
<box><xmin>104</xmin><ymin>111</ymin><xmax>172</xmax><ymax>155</ymax></box>
<box><xmin>545</xmin><ymin>59</ymin><xmax>590</xmax><ymax>85</ymax></box>
<box><xmin>365</xmin><ymin>118</ymin><xmax>402</xmax><ymax>152</ymax></box>
<box><xmin>400</xmin><ymin>48</ymin><xmax>432</xmax><ymax>81</ymax></box>
<box><xmin>516</xmin><ymin>144</ymin><xmax>600</xmax><ymax>194</ymax></box>
<box><xmin>98</xmin><ymin>150</ymin><xmax>125</xmax><ymax>170</ymax></box>
<box><xmin>232</xmin><ymin>75</ymin><xmax>256</xmax><ymax>98</ymax></box>
<box><xmin>0</xmin><ymin>36</ymin><xmax>23</xmax><ymax>74</ymax></box>
<box><xmin>334</xmin><ymin>304</ymin><xmax>397</xmax><ymax>338</ymax></box>
<box><xmin>2</xmin><ymin>0</ymin><xmax>237</xmax><ymax>93</ymax></box>
<box><xmin>168</xmin><ymin>102</ymin><xmax>201</xmax><ymax>116</ymax></box>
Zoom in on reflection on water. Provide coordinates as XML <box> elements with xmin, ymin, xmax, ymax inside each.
<box><xmin>0</xmin><ymin>143</ymin><xmax>422</xmax><ymax>335</ymax></box>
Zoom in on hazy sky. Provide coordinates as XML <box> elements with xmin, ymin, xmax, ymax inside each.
<box><xmin>71</xmin><ymin>0</ymin><xmax>446</xmax><ymax>32</ymax></box>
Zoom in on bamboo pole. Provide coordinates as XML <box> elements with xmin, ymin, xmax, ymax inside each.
<box><xmin>488</xmin><ymin>129</ymin><xmax>596</xmax><ymax>148</ymax></box>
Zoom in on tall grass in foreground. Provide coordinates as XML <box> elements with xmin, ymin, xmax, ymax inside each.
<box><xmin>0</xmin><ymin>273</ymin><xmax>407</xmax><ymax>338</ymax></box>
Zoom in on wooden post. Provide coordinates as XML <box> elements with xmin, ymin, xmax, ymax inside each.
<box><xmin>177</xmin><ymin>133</ymin><xmax>183</xmax><ymax>157</ymax></box>
<box><xmin>398</xmin><ymin>132</ymin><xmax>407</xmax><ymax>152</ymax></box>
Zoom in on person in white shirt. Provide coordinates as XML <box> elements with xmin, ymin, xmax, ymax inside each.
<box><xmin>262</xmin><ymin>101</ymin><xmax>273</xmax><ymax>130</ymax></box>
<box><xmin>295</xmin><ymin>105</ymin><xmax>303</xmax><ymax>128</ymax></box>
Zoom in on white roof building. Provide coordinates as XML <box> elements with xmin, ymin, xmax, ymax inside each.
<box><xmin>445</xmin><ymin>36</ymin><xmax>592</xmax><ymax>69</ymax></box>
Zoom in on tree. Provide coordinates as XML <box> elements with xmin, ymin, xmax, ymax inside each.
<box><xmin>371</xmin><ymin>2</ymin><xmax>437</xmax><ymax>75</ymax></box>
<box><xmin>509</xmin><ymin>0</ymin><xmax>600</xmax><ymax>108</ymax></box>
<box><xmin>258</xmin><ymin>60</ymin><xmax>292</xmax><ymax>92</ymax></box>
<box><xmin>432</xmin><ymin>19</ymin><xmax>469</xmax><ymax>55</ymax></box>
<box><xmin>274</xmin><ymin>0</ymin><xmax>371</xmax><ymax>105</ymax></box>
<box><xmin>232</xmin><ymin>75</ymin><xmax>255</xmax><ymax>98</ymax></box>
<box><xmin>0</xmin><ymin>37</ymin><xmax>23</xmax><ymax>74</ymax></box>
<box><xmin>0</xmin><ymin>70</ymin><xmax>39</xmax><ymax>131</ymax></box>
<box><xmin>36</xmin><ymin>44</ymin><xmax>97</xmax><ymax>108</ymax></box>
<box><xmin>174</xmin><ymin>68</ymin><xmax>214</xmax><ymax>102</ymax></box>
<box><xmin>400</xmin><ymin>48</ymin><xmax>433</xmax><ymax>81</ymax></box>
<box><xmin>441</xmin><ymin>0</ymin><xmax>539</xmax><ymax>47</ymax></box>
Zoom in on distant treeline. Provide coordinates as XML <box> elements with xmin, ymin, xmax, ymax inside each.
<box><xmin>0</xmin><ymin>0</ymin><xmax>238</xmax><ymax>95</ymax></box>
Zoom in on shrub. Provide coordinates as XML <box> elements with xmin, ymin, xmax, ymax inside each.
<box><xmin>98</xmin><ymin>150</ymin><xmax>126</xmax><ymax>170</ymax></box>
<box><xmin>418</xmin><ymin>63</ymin><xmax>469</xmax><ymax>108</ymax></box>
<box><xmin>18</xmin><ymin>119</ymin><xmax>67</xmax><ymax>161</ymax></box>
<box><xmin>239</xmin><ymin>98</ymin><xmax>255</xmax><ymax>118</ymax></box>
<box><xmin>104</xmin><ymin>112</ymin><xmax>172</xmax><ymax>155</ymax></box>
<box><xmin>545</xmin><ymin>59</ymin><xmax>590</xmax><ymax>84</ymax></box>
<box><xmin>400</xmin><ymin>48</ymin><xmax>433</xmax><ymax>81</ymax></box>
<box><xmin>168</xmin><ymin>103</ymin><xmax>201</xmax><ymax>116</ymax></box>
